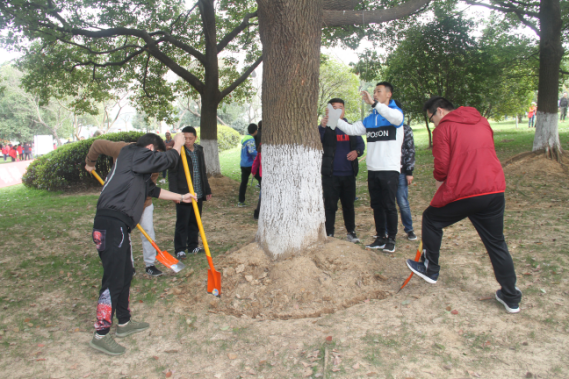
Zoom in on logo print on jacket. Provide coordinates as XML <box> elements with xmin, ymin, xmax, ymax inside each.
<box><xmin>366</xmin><ymin>126</ymin><xmax>397</xmax><ymax>142</ymax></box>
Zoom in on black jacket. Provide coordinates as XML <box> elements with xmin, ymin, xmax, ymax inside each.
<box><xmin>321</xmin><ymin>124</ymin><xmax>363</xmax><ymax>177</ymax></box>
<box><xmin>169</xmin><ymin>144</ymin><xmax>212</xmax><ymax>201</ymax></box>
<box><xmin>96</xmin><ymin>144</ymin><xmax>179</xmax><ymax>229</ymax></box>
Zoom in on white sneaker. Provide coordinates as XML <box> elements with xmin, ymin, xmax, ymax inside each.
<box><xmin>176</xmin><ymin>251</ymin><xmax>187</xmax><ymax>260</ymax></box>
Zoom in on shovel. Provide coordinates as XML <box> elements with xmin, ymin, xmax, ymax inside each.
<box><xmin>180</xmin><ymin>147</ymin><xmax>222</xmax><ymax>296</ymax></box>
<box><xmin>397</xmin><ymin>241</ymin><xmax>423</xmax><ymax>293</ymax></box>
<box><xmin>90</xmin><ymin>170</ymin><xmax>186</xmax><ymax>273</ymax></box>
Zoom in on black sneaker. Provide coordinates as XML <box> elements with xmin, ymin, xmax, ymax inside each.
<box><xmin>191</xmin><ymin>247</ymin><xmax>204</xmax><ymax>254</ymax></box>
<box><xmin>495</xmin><ymin>290</ymin><xmax>520</xmax><ymax>314</ymax></box>
<box><xmin>383</xmin><ymin>239</ymin><xmax>396</xmax><ymax>253</ymax></box>
<box><xmin>347</xmin><ymin>231</ymin><xmax>360</xmax><ymax>243</ymax></box>
<box><xmin>145</xmin><ymin>266</ymin><xmax>163</xmax><ymax>277</ymax></box>
<box><xmin>407</xmin><ymin>231</ymin><xmax>418</xmax><ymax>241</ymax></box>
<box><xmin>366</xmin><ymin>236</ymin><xmax>387</xmax><ymax>249</ymax></box>
<box><xmin>406</xmin><ymin>260</ymin><xmax>439</xmax><ymax>284</ymax></box>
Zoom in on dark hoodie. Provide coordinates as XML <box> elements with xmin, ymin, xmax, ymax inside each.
<box><xmin>431</xmin><ymin>106</ymin><xmax>506</xmax><ymax>208</ymax></box>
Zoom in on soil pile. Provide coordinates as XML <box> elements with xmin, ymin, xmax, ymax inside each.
<box><xmin>208</xmin><ymin>176</ymin><xmax>239</xmax><ymax>193</ymax></box>
<box><xmin>503</xmin><ymin>153</ymin><xmax>568</xmax><ymax>178</ymax></box>
<box><xmin>178</xmin><ymin>239</ymin><xmax>403</xmax><ymax>320</ymax></box>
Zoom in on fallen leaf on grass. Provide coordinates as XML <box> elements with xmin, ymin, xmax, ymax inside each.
<box><xmin>352</xmin><ymin>363</ymin><xmax>360</xmax><ymax>369</ymax></box>
<box><xmin>332</xmin><ymin>367</ymin><xmax>341</xmax><ymax>372</ymax></box>
<box><xmin>228</xmin><ymin>353</ymin><xmax>237</xmax><ymax>360</ymax></box>
<box><xmin>164</xmin><ymin>350</ymin><xmax>178</xmax><ymax>353</ymax></box>
<box><xmin>303</xmin><ymin>369</ymin><xmax>312</xmax><ymax>377</ymax></box>
<box><xmin>367</xmin><ymin>372</ymin><xmax>377</xmax><ymax>377</ymax></box>
<box><xmin>478</xmin><ymin>296</ymin><xmax>494</xmax><ymax>301</ymax></box>
<box><xmin>451</xmin><ymin>310</ymin><xmax>459</xmax><ymax>315</ymax></box>
<box><xmin>36</xmin><ymin>358</ymin><xmax>46</xmax><ymax>361</ymax></box>
<box><xmin>165</xmin><ymin>371</ymin><xmax>172</xmax><ymax>378</ymax></box>
<box><xmin>152</xmin><ymin>356</ymin><xmax>159</xmax><ymax>360</ymax></box>
<box><xmin>325</xmin><ymin>336</ymin><xmax>333</xmax><ymax>343</ymax></box>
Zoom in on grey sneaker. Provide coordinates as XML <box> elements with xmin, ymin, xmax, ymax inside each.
<box><xmin>347</xmin><ymin>231</ymin><xmax>360</xmax><ymax>243</ymax></box>
<box><xmin>237</xmin><ymin>202</ymin><xmax>246</xmax><ymax>207</ymax></box>
<box><xmin>191</xmin><ymin>247</ymin><xmax>204</xmax><ymax>254</ymax></box>
<box><xmin>116</xmin><ymin>319</ymin><xmax>150</xmax><ymax>338</ymax></box>
<box><xmin>89</xmin><ymin>332</ymin><xmax>126</xmax><ymax>355</ymax></box>
<box><xmin>176</xmin><ymin>251</ymin><xmax>187</xmax><ymax>260</ymax></box>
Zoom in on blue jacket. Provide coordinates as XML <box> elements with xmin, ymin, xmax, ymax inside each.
<box><xmin>240</xmin><ymin>134</ymin><xmax>257</xmax><ymax>167</ymax></box>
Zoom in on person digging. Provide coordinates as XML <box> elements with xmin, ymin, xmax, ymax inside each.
<box><xmin>85</xmin><ymin>132</ymin><xmax>196</xmax><ymax>355</ymax></box>
<box><xmin>406</xmin><ymin>97</ymin><xmax>522</xmax><ymax>314</ymax></box>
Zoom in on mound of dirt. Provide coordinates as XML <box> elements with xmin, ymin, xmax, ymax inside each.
<box><xmin>208</xmin><ymin>175</ymin><xmax>238</xmax><ymax>193</ymax></box>
<box><xmin>177</xmin><ymin>239</ymin><xmax>401</xmax><ymax>320</ymax></box>
<box><xmin>503</xmin><ymin>153</ymin><xmax>568</xmax><ymax>178</ymax></box>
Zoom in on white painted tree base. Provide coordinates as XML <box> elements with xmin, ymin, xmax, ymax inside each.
<box><xmin>533</xmin><ymin>111</ymin><xmax>562</xmax><ymax>156</ymax></box>
<box><xmin>200</xmin><ymin>139</ymin><xmax>221</xmax><ymax>176</ymax></box>
<box><xmin>257</xmin><ymin>144</ymin><xmax>326</xmax><ymax>260</ymax></box>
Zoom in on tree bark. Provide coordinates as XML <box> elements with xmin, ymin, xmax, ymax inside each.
<box><xmin>257</xmin><ymin>0</ymin><xmax>326</xmax><ymax>260</ymax></box>
<box><xmin>532</xmin><ymin>0</ymin><xmax>564</xmax><ymax>160</ymax></box>
<box><xmin>423</xmin><ymin>113</ymin><xmax>432</xmax><ymax>148</ymax></box>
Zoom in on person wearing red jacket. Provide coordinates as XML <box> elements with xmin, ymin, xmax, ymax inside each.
<box><xmin>406</xmin><ymin>97</ymin><xmax>522</xmax><ymax>314</ymax></box>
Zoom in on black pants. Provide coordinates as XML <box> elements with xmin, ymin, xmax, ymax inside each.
<box><xmin>422</xmin><ymin>193</ymin><xmax>521</xmax><ymax>304</ymax></box>
<box><xmin>92</xmin><ymin>215</ymin><xmax>133</xmax><ymax>334</ymax></box>
<box><xmin>323</xmin><ymin>175</ymin><xmax>356</xmax><ymax>235</ymax></box>
<box><xmin>239</xmin><ymin>166</ymin><xmax>252</xmax><ymax>203</ymax></box>
<box><xmin>174</xmin><ymin>200</ymin><xmax>203</xmax><ymax>252</ymax></box>
<box><xmin>368</xmin><ymin>171</ymin><xmax>399</xmax><ymax>240</ymax></box>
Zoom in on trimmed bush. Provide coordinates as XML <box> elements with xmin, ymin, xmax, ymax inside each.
<box><xmin>195</xmin><ymin>124</ymin><xmax>240</xmax><ymax>152</ymax></box>
<box><xmin>22</xmin><ymin>131</ymin><xmax>145</xmax><ymax>191</ymax></box>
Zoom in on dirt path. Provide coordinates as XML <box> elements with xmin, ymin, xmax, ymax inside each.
<box><xmin>1</xmin><ymin>156</ymin><xmax>568</xmax><ymax>379</ymax></box>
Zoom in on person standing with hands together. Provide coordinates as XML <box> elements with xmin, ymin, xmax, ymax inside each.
<box><xmin>319</xmin><ymin>98</ymin><xmax>365</xmax><ymax>242</ymax></box>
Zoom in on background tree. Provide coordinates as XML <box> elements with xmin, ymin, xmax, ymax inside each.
<box><xmin>0</xmin><ymin>0</ymin><xmax>263</xmax><ymax>174</ymax></box>
<box><xmin>377</xmin><ymin>12</ymin><xmax>537</xmax><ymax>147</ymax></box>
<box><xmin>256</xmin><ymin>0</ymin><xmax>431</xmax><ymax>259</ymax></box>
<box><xmin>0</xmin><ymin>64</ymin><xmax>76</xmax><ymax>143</ymax></box>
<box><xmin>318</xmin><ymin>55</ymin><xmax>361</xmax><ymax>122</ymax></box>
<box><xmin>463</xmin><ymin>0</ymin><xmax>569</xmax><ymax>160</ymax></box>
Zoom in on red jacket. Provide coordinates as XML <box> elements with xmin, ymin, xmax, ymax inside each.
<box><xmin>431</xmin><ymin>106</ymin><xmax>505</xmax><ymax>208</ymax></box>
<box><xmin>252</xmin><ymin>151</ymin><xmax>262</xmax><ymax>177</ymax></box>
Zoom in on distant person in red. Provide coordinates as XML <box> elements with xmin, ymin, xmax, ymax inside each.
<box><xmin>528</xmin><ymin>102</ymin><xmax>537</xmax><ymax>128</ymax></box>
<box><xmin>406</xmin><ymin>96</ymin><xmax>522</xmax><ymax>314</ymax></box>
<box><xmin>8</xmin><ymin>145</ymin><xmax>16</xmax><ymax>162</ymax></box>
<box><xmin>1</xmin><ymin>144</ymin><xmax>8</xmax><ymax>161</ymax></box>
<box><xmin>16</xmin><ymin>145</ymin><xmax>23</xmax><ymax>161</ymax></box>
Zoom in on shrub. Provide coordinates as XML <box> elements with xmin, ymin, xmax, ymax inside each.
<box><xmin>22</xmin><ymin>131</ymin><xmax>145</xmax><ymax>191</ymax></box>
<box><xmin>194</xmin><ymin>124</ymin><xmax>240</xmax><ymax>152</ymax></box>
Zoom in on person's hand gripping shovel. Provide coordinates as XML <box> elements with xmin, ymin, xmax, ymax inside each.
<box><xmin>90</xmin><ymin>170</ymin><xmax>186</xmax><ymax>273</ymax></box>
<box><xmin>397</xmin><ymin>241</ymin><xmax>423</xmax><ymax>293</ymax></box>
<box><xmin>180</xmin><ymin>147</ymin><xmax>222</xmax><ymax>296</ymax></box>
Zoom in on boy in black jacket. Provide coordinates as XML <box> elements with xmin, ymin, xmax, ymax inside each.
<box><xmin>169</xmin><ymin>126</ymin><xmax>212</xmax><ymax>258</ymax></box>
<box><xmin>85</xmin><ymin>132</ymin><xmax>196</xmax><ymax>356</ymax></box>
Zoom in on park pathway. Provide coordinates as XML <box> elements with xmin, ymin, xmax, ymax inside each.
<box><xmin>0</xmin><ymin>160</ymin><xmax>33</xmax><ymax>188</ymax></box>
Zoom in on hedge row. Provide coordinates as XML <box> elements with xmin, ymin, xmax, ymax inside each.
<box><xmin>22</xmin><ymin>126</ymin><xmax>241</xmax><ymax>191</ymax></box>
<box><xmin>22</xmin><ymin>132</ymin><xmax>145</xmax><ymax>191</ymax></box>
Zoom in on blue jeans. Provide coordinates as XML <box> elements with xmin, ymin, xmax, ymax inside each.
<box><xmin>384</xmin><ymin>173</ymin><xmax>414</xmax><ymax>235</ymax></box>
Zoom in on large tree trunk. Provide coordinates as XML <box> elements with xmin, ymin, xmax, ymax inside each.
<box><xmin>199</xmin><ymin>0</ymin><xmax>221</xmax><ymax>176</ymax></box>
<box><xmin>200</xmin><ymin>94</ymin><xmax>221</xmax><ymax>176</ymax></box>
<box><xmin>257</xmin><ymin>0</ymin><xmax>326</xmax><ymax>260</ymax></box>
<box><xmin>532</xmin><ymin>0</ymin><xmax>564</xmax><ymax>160</ymax></box>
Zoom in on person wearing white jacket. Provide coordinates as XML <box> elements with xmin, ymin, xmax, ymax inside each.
<box><xmin>323</xmin><ymin>81</ymin><xmax>404</xmax><ymax>252</ymax></box>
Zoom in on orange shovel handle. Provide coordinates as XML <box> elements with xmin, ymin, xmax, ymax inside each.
<box><xmin>180</xmin><ymin>148</ymin><xmax>220</xmax><ymax>291</ymax></box>
<box><xmin>399</xmin><ymin>241</ymin><xmax>423</xmax><ymax>292</ymax></box>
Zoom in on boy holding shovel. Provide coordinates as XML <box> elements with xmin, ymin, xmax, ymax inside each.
<box><xmin>85</xmin><ymin>133</ymin><xmax>196</xmax><ymax>355</ymax></box>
